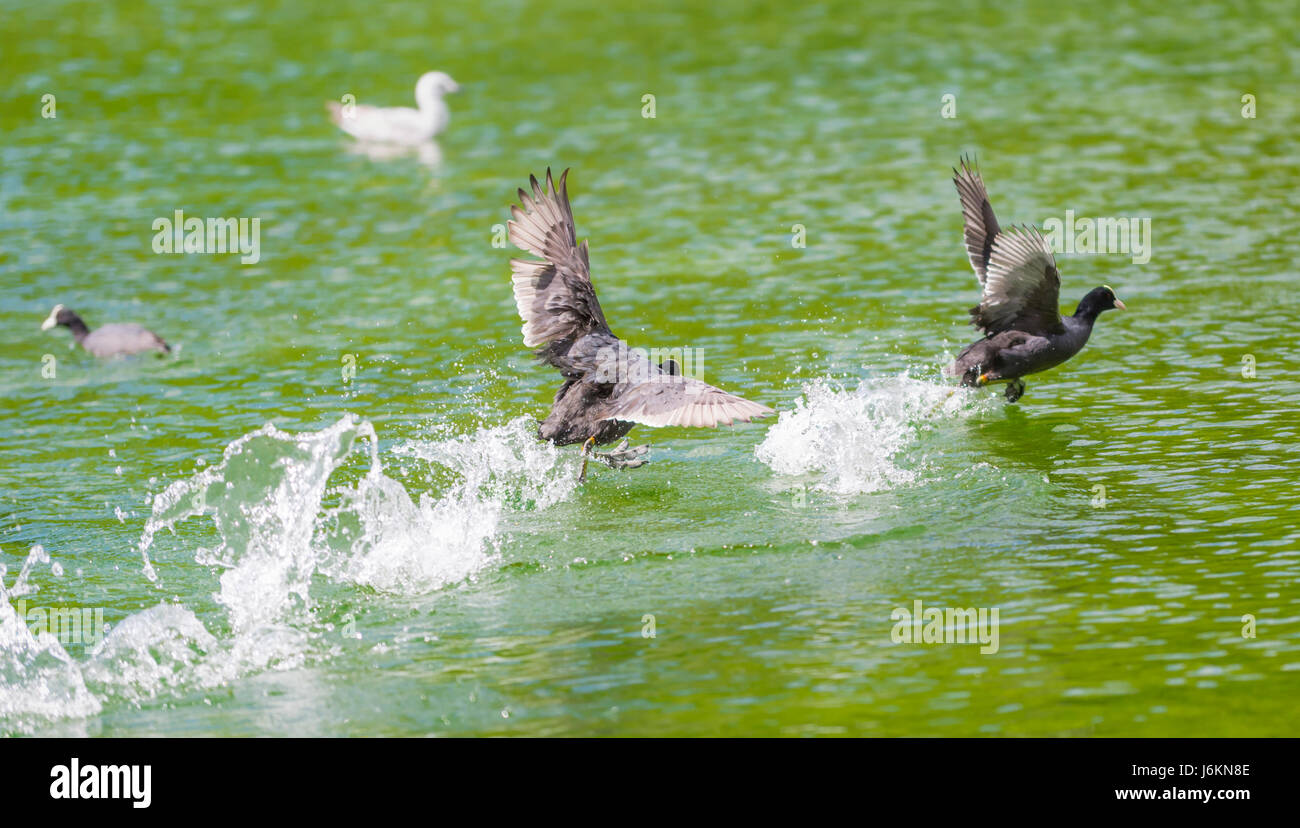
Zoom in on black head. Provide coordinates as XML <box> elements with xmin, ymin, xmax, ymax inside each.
<box><xmin>41</xmin><ymin>304</ymin><xmax>89</xmax><ymax>336</ymax></box>
<box><xmin>1073</xmin><ymin>286</ymin><xmax>1127</xmax><ymax>322</ymax></box>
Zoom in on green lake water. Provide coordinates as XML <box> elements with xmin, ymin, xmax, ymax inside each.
<box><xmin>2</xmin><ymin>0</ymin><xmax>1298</xmax><ymax>736</ymax></box>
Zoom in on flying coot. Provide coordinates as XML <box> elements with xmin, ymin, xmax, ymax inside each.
<box><xmin>947</xmin><ymin>156</ymin><xmax>1126</xmax><ymax>402</ymax></box>
<box><xmin>41</xmin><ymin>305</ymin><xmax>171</xmax><ymax>358</ymax></box>
<box><xmin>507</xmin><ymin>168</ymin><xmax>773</xmax><ymax>481</ymax></box>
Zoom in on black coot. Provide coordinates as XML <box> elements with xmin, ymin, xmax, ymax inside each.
<box><xmin>947</xmin><ymin>157</ymin><xmax>1126</xmax><ymax>402</ymax></box>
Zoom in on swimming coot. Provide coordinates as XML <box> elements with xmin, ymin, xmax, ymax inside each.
<box><xmin>41</xmin><ymin>305</ymin><xmax>171</xmax><ymax>358</ymax></box>
<box><xmin>947</xmin><ymin>156</ymin><xmax>1126</xmax><ymax>402</ymax></box>
<box><xmin>507</xmin><ymin>169</ymin><xmax>773</xmax><ymax>481</ymax></box>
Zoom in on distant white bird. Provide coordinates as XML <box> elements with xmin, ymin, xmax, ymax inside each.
<box><xmin>328</xmin><ymin>71</ymin><xmax>459</xmax><ymax>146</ymax></box>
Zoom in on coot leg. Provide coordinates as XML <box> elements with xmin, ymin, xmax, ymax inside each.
<box><xmin>578</xmin><ymin>437</ymin><xmax>650</xmax><ymax>483</ymax></box>
<box><xmin>593</xmin><ymin>438</ymin><xmax>649</xmax><ymax>470</ymax></box>
<box><xmin>578</xmin><ymin>436</ymin><xmax>597</xmax><ymax>483</ymax></box>
<box><xmin>1004</xmin><ymin>379</ymin><xmax>1026</xmax><ymax>403</ymax></box>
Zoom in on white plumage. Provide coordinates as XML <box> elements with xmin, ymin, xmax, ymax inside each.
<box><xmin>328</xmin><ymin>71</ymin><xmax>459</xmax><ymax>146</ymax></box>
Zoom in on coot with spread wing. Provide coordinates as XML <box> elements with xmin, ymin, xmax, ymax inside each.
<box><xmin>507</xmin><ymin>169</ymin><xmax>772</xmax><ymax>480</ymax></box>
<box><xmin>947</xmin><ymin>156</ymin><xmax>1126</xmax><ymax>402</ymax></box>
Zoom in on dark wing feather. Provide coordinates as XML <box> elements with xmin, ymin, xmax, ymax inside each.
<box><xmin>953</xmin><ymin>155</ymin><xmax>1001</xmax><ymax>283</ymax></box>
<box><xmin>507</xmin><ymin>168</ymin><xmax>611</xmax><ymax>348</ymax></box>
<box><xmin>972</xmin><ymin>224</ymin><xmax>1064</xmax><ymax>335</ymax></box>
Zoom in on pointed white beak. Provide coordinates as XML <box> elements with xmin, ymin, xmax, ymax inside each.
<box><xmin>40</xmin><ymin>309</ymin><xmax>60</xmax><ymax>330</ymax></box>
<box><xmin>1113</xmin><ymin>298</ymin><xmax>1127</xmax><ymax>311</ymax></box>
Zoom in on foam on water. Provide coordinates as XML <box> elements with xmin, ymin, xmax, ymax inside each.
<box><xmin>2</xmin><ymin>414</ymin><xmax>574</xmax><ymax>732</ymax></box>
<box><xmin>756</xmin><ymin>373</ymin><xmax>980</xmax><ymax>495</ymax></box>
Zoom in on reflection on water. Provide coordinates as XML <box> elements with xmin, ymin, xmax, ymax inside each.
<box><xmin>344</xmin><ymin>140</ymin><xmax>443</xmax><ymax>167</ymax></box>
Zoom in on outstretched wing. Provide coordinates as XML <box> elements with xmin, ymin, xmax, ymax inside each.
<box><xmin>953</xmin><ymin>155</ymin><xmax>1001</xmax><ymax>284</ymax></box>
<box><xmin>972</xmin><ymin>224</ymin><xmax>1064</xmax><ymax>336</ymax></box>
<box><xmin>507</xmin><ymin>168</ymin><xmax>611</xmax><ymax>348</ymax></box>
<box><xmin>599</xmin><ymin>349</ymin><xmax>772</xmax><ymax>428</ymax></box>
<box><xmin>605</xmin><ymin>375</ymin><xmax>773</xmax><ymax>428</ymax></box>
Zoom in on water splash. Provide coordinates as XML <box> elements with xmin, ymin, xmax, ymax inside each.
<box><xmin>756</xmin><ymin>373</ymin><xmax>980</xmax><ymax>495</ymax></box>
<box><xmin>0</xmin><ymin>547</ymin><xmax>102</xmax><ymax>724</ymax></box>
<box><xmin>139</xmin><ymin>415</ymin><xmax>374</xmax><ymax>635</ymax></box>
<box><xmin>81</xmin><ymin>604</ymin><xmax>221</xmax><ymax>704</ymax></box>
<box><xmin>3</xmin><ymin>414</ymin><xmax>573</xmax><ymax>733</ymax></box>
<box><xmin>315</xmin><ymin>416</ymin><xmax>575</xmax><ymax>593</ymax></box>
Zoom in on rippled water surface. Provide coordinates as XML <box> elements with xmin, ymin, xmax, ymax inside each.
<box><xmin>2</xmin><ymin>0</ymin><xmax>1298</xmax><ymax>736</ymax></box>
